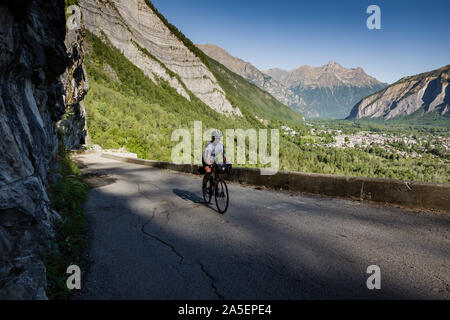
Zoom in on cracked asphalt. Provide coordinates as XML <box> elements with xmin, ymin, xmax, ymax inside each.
<box><xmin>73</xmin><ymin>154</ymin><xmax>450</xmax><ymax>299</ymax></box>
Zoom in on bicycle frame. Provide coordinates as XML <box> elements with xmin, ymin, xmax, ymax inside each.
<box><xmin>202</xmin><ymin>163</ymin><xmax>231</xmax><ymax>213</ymax></box>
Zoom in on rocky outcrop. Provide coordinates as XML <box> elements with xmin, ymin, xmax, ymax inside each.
<box><xmin>264</xmin><ymin>61</ymin><xmax>387</xmax><ymax>119</ymax></box>
<box><xmin>0</xmin><ymin>1</ymin><xmax>68</xmax><ymax>299</ymax></box>
<box><xmin>58</xmin><ymin>13</ymin><xmax>89</xmax><ymax>150</ymax></box>
<box><xmin>263</xmin><ymin>68</ymin><xmax>288</xmax><ymax>83</ymax></box>
<box><xmin>347</xmin><ymin>65</ymin><xmax>450</xmax><ymax>120</ymax></box>
<box><xmin>79</xmin><ymin>0</ymin><xmax>241</xmax><ymax>116</ymax></box>
<box><xmin>197</xmin><ymin>44</ymin><xmax>308</xmax><ymax>115</ymax></box>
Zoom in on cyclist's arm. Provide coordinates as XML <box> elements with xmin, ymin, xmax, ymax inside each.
<box><xmin>222</xmin><ymin>143</ymin><xmax>231</xmax><ymax>168</ymax></box>
<box><xmin>204</xmin><ymin>145</ymin><xmax>212</xmax><ymax>165</ymax></box>
<box><xmin>222</xmin><ymin>143</ymin><xmax>227</xmax><ymax>163</ymax></box>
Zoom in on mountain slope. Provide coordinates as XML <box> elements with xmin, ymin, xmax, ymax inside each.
<box><xmin>80</xmin><ymin>0</ymin><xmax>241</xmax><ymax>116</ymax></box>
<box><xmin>81</xmin><ymin>17</ymin><xmax>448</xmax><ymax>184</ymax></box>
<box><xmin>83</xmin><ymin>31</ymin><xmax>243</xmax><ymax>159</ymax></box>
<box><xmin>206</xmin><ymin>56</ymin><xmax>305</xmax><ymax>124</ymax></box>
<box><xmin>264</xmin><ymin>68</ymin><xmax>289</xmax><ymax>82</ymax></box>
<box><xmin>347</xmin><ymin>65</ymin><xmax>450</xmax><ymax>120</ymax></box>
<box><xmin>197</xmin><ymin>44</ymin><xmax>309</xmax><ymax>115</ymax></box>
<box><xmin>264</xmin><ymin>62</ymin><xmax>387</xmax><ymax>119</ymax></box>
<box><xmin>81</xmin><ymin>18</ymin><xmax>304</xmax><ymax>159</ymax></box>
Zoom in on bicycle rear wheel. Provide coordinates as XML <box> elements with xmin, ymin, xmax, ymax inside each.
<box><xmin>214</xmin><ymin>179</ymin><xmax>229</xmax><ymax>214</ymax></box>
<box><xmin>202</xmin><ymin>177</ymin><xmax>212</xmax><ymax>204</ymax></box>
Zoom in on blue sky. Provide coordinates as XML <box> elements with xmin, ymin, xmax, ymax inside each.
<box><xmin>151</xmin><ymin>0</ymin><xmax>450</xmax><ymax>84</ymax></box>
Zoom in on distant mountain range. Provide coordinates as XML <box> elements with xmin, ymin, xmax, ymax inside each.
<box><xmin>264</xmin><ymin>61</ymin><xmax>387</xmax><ymax>119</ymax></box>
<box><xmin>197</xmin><ymin>44</ymin><xmax>309</xmax><ymax>116</ymax></box>
<box><xmin>197</xmin><ymin>43</ymin><xmax>387</xmax><ymax>119</ymax></box>
<box><xmin>79</xmin><ymin>0</ymin><xmax>447</xmax><ymax>123</ymax></box>
<box><xmin>347</xmin><ymin>65</ymin><xmax>450</xmax><ymax>120</ymax></box>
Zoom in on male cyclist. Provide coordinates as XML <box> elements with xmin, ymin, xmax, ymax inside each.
<box><xmin>202</xmin><ymin>129</ymin><xmax>227</xmax><ymax>190</ymax></box>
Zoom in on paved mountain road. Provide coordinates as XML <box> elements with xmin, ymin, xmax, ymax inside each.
<box><xmin>73</xmin><ymin>153</ymin><xmax>449</xmax><ymax>299</ymax></box>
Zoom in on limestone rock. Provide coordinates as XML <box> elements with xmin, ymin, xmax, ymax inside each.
<box><xmin>80</xmin><ymin>0</ymin><xmax>241</xmax><ymax>116</ymax></box>
<box><xmin>0</xmin><ymin>0</ymin><xmax>68</xmax><ymax>299</ymax></box>
<box><xmin>58</xmin><ymin>12</ymin><xmax>89</xmax><ymax>150</ymax></box>
<box><xmin>347</xmin><ymin>65</ymin><xmax>450</xmax><ymax>119</ymax></box>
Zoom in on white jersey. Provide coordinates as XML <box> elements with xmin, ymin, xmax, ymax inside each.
<box><xmin>203</xmin><ymin>141</ymin><xmax>226</xmax><ymax>164</ymax></box>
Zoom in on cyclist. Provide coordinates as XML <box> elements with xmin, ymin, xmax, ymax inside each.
<box><xmin>202</xmin><ymin>129</ymin><xmax>227</xmax><ymax>189</ymax></box>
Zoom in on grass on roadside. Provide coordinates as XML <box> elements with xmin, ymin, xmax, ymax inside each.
<box><xmin>43</xmin><ymin>153</ymin><xmax>89</xmax><ymax>300</ymax></box>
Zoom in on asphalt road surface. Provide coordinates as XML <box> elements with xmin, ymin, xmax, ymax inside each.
<box><xmin>73</xmin><ymin>153</ymin><xmax>449</xmax><ymax>299</ymax></box>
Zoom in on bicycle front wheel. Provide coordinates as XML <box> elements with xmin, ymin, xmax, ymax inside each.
<box><xmin>214</xmin><ymin>179</ymin><xmax>229</xmax><ymax>214</ymax></box>
<box><xmin>202</xmin><ymin>177</ymin><xmax>212</xmax><ymax>204</ymax></box>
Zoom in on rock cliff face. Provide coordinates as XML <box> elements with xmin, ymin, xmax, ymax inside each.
<box><xmin>0</xmin><ymin>0</ymin><xmax>68</xmax><ymax>299</ymax></box>
<box><xmin>197</xmin><ymin>44</ymin><xmax>308</xmax><ymax>115</ymax></box>
<box><xmin>264</xmin><ymin>61</ymin><xmax>387</xmax><ymax>119</ymax></box>
<box><xmin>58</xmin><ymin>13</ymin><xmax>89</xmax><ymax>150</ymax></box>
<box><xmin>347</xmin><ymin>65</ymin><xmax>450</xmax><ymax>120</ymax></box>
<box><xmin>79</xmin><ymin>0</ymin><xmax>241</xmax><ymax>116</ymax></box>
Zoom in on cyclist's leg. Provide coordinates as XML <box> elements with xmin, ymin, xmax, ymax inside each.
<box><xmin>215</xmin><ymin>177</ymin><xmax>222</xmax><ymax>196</ymax></box>
<box><xmin>203</xmin><ymin>166</ymin><xmax>211</xmax><ymax>188</ymax></box>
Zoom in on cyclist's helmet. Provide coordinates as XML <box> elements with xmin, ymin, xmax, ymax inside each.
<box><xmin>212</xmin><ymin>129</ymin><xmax>223</xmax><ymax>140</ymax></box>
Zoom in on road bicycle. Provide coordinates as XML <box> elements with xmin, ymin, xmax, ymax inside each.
<box><xmin>202</xmin><ymin>163</ymin><xmax>232</xmax><ymax>214</ymax></box>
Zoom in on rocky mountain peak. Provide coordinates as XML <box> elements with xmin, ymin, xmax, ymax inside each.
<box><xmin>323</xmin><ymin>60</ymin><xmax>342</xmax><ymax>71</ymax></box>
<box><xmin>279</xmin><ymin>61</ymin><xmax>383</xmax><ymax>89</ymax></box>
<box><xmin>264</xmin><ymin>61</ymin><xmax>387</xmax><ymax>118</ymax></box>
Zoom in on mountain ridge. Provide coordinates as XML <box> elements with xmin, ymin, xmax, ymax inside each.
<box><xmin>196</xmin><ymin>43</ymin><xmax>387</xmax><ymax>119</ymax></box>
<box><xmin>347</xmin><ymin>64</ymin><xmax>450</xmax><ymax>120</ymax></box>
<box><xmin>79</xmin><ymin>0</ymin><xmax>306</xmax><ymax>162</ymax></box>
<box><xmin>264</xmin><ymin>61</ymin><xmax>386</xmax><ymax>89</ymax></box>
<box><xmin>80</xmin><ymin>0</ymin><xmax>242</xmax><ymax>116</ymax></box>
<box><xmin>196</xmin><ymin>44</ymin><xmax>311</xmax><ymax>116</ymax></box>
<box><xmin>264</xmin><ymin>62</ymin><xmax>387</xmax><ymax>118</ymax></box>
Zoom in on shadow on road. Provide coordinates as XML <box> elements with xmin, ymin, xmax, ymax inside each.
<box><xmin>74</xmin><ymin>155</ymin><xmax>450</xmax><ymax>300</ymax></box>
<box><xmin>173</xmin><ymin>188</ymin><xmax>204</xmax><ymax>204</ymax></box>
<box><xmin>172</xmin><ymin>188</ymin><xmax>223</xmax><ymax>215</ymax></box>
